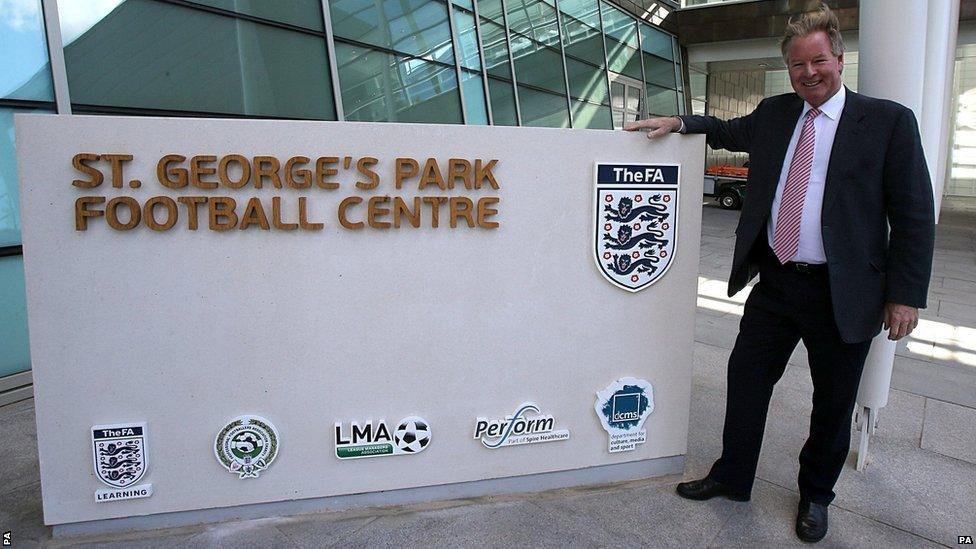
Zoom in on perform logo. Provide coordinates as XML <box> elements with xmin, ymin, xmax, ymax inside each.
<box><xmin>474</xmin><ymin>403</ymin><xmax>569</xmax><ymax>449</ymax></box>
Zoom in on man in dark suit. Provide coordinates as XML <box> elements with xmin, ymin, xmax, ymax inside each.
<box><xmin>625</xmin><ymin>5</ymin><xmax>934</xmax><ymax>543</ymax></box>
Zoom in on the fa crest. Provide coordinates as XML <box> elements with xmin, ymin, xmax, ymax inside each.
<box><xmin>594</xmin><ymin>163</ymin><xmax>680</xmax><ymax>292</ymax></box>
<box><xmin>91</xmin><ymin>423</ymin><xmax>147</xmax><ymax>489</ymax></box>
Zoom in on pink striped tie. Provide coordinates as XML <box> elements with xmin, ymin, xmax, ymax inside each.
<box><xmin>772</xmin><ymin>107</ymin><xmax>821</xmax><ymax>264</ymax></box>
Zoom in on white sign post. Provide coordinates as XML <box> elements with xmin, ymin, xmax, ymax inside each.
<box><xmin>17</xmin><ymin>115</ymin><xmax>704</xmax><ymax>530</ymax></box>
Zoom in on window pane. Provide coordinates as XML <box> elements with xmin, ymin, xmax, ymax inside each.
<box><xmin>476</xmin><ymin>0</ymin><xmax>505</xmax><ymax>24</ymax></box>
<box><xmin>61</xmin><ymin>1</ymin><xmax>335</xmax><ymax>119</ymax></box>
<box><xmin>561</xmin><ymin>17</ymin><xmax>605</xmax><ymax>67</ymax></box>
<box><xmin>191</xmin><ymin>0</ymin><xmax>324</xmax><ymax>31</ymax></box>
<box><xmin>517</xmin><ymin>85</ymin><xmax>569</xmax><ymax>127</ymax></box>
<box><xmin>610</xmin><ymin>81</ymin><xmax>624</xmax><ymax>109</ymax></box>
<box><xmin>600</xmin><ymin>2</ymin><xmax>637</xmax><ymax>48</ymax></box>
<box><xmin>639</xmin><ymin>23</ymin><xmax>672</xmax><ymax>60</ymax></box>
<box><xmin>453</xmin><ymin>8</ymin><xmax>482</xmax><ymax>70</ymax></box>
<box><xmin>452</xmin><ymin>0</ymin><xmax>474</xmax><ymax>10</ymax></box>
<box><xmin>506</xmin><ymin>0</ymin><xmax>559</xmax><ymax>48</ymax></box>
<box><xmin>488</xmin><ymin>76</ymin><xmax>518</xmax><ymax>125</ymax></box>
<box><xmin>566</xmin><ymin>58</ymin><xmax>608</xmax><ymax>105</ymax></box>
<box><xmin>0</xmin><ymin>256</ymin><xmax>31</xmax><ymax>378</ymax></box>
<box><xmin>330</xmin><ymin>0</ymin><xmax>454</xmax><ymax>63</ymax></box>
<box><xmin>643</xmin><ymin>53</ymin><xmax>676</xmax><ymax>89</ymax></box>
<box><xmin>336</xmin><ymin>43</ymin><xmax>462</xmax><ymax>123</ymax></box>
<box><xmin>606</xmin><ymin>38</ymin><xmax>641</xmax><ymax>80</ymax></box>
<box><xmin>1</xmin><ymin>106</ymin><xmax>53</xmax><ymax>248</ymax></box>
<box><xmin>558</xmin><ymin>0</ymin><xmax>600</xmax><ymax>29</ymax></box>
<box><xmin>692</xmin><ymin>98</ymin><xmax>705</xmax><ymax>116</ymax></box>
<box><xmin>0</xmin><ymin>0</ymin><xmax>54</xmax><ymax>101</ymax></box>
<box><xmin>479</xmin><ymin>18</ymin><xmax>513</xmax><ymax>79</ymax></box>
<box><xmin>572</xmin><ymin>100</ymin><xmax>611</xmax><ymax>129</ymax></box>
<box><xmin>511</xmin><ymin>37</ymin><xmax>566</xmax><ymax>94</ymax></box>
<box><xmin>646</xmin><ymin>83</ymin><xmax>677</xmax><ymax>115</ymax></box>
<box><xmin>461</xmin><ymin>71</ymin><xmax>489</xmax><ymax>124</ymax></box>
<box><xmin>690</xmin><ymin>70</ymin><xmax>706</xmax><ymax>101</ymax></box>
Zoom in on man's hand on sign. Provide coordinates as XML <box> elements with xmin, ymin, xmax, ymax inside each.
<box><xmin>623</xmin><ymin>117</ymin><xmax>682</xmax><ymax>139</ymax></box>
<box><xmin>883</xmin><ymin>302</ymin><xmax>919</xmax><ymax>341</ymax></box>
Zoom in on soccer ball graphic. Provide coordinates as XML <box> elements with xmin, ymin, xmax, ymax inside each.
<box><xmin>393</xmin><ymin>416</ymin><xmax>431</xmax><ymax>453</ymax></box>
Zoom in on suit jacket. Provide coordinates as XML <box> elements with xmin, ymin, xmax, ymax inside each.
<box><xmin>679</xmin><ymin>88</ymin><xmax>935</xmax><ymax>343</ymax></box>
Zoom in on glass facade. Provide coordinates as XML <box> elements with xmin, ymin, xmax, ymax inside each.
<box><xmin>0</xmin><ymin>0</ymin><xmax>685</xmax><ymax>382</ymax></box>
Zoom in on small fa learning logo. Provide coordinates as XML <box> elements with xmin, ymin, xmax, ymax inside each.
<box><xmin>91</xmin><ymin>422</ymin><xmax>153</xmax><ymax>502</ymax></box>
<box><xmin>959</xmin><ymin>535</ymin><xmax>974</xmax><ymax>544</ymax></box>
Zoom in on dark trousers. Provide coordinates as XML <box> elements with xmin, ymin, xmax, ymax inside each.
<box><xmin>708</xmin><ymin>246</ymin><xmax>872</xmax><ymax>505</ymax></box>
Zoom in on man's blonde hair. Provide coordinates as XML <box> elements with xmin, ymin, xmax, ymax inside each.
<box><xmin>780</xmin><ymin>4</ymin><xmax>845</xmax><ymax>63</ymax></box>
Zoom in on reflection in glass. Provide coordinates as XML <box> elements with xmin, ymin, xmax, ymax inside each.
<box><xmin>461</xmin><ymin>71</ymin><xmax>489</xmax><ymax>124</ymax></box>
<box><xmin>646</xmin><ymin>83</ymin><xmax>678</xmax><ymax>115</ymax></box>
<box><xmin>61</xmin><ymin>1</ymin><xmax>335</xmax><ymax>119</ymax></box>
<box><xmin>572</xmin><ymin>100</ymin><xmax>611</xmax><ymax>129</ymax></box>
<box><xmin>0</xmin><ymin>256</ymin><xmax>31</xmax><ymax>377</ymax></box>
<box><xmin>190</xmin><ymin>0</ymin><xmax>323</xmax><ymax>31</ymax></box>
<box><xmin>476</xmin><ymin>0</ymin><xmax>505</xmax><ymax>24</ymax></box>
<box><xmin>337</xmin><ymin>43</ymin><xmax>462</xmax><ymax>123</ymax></box>
<box><xmin>611</xmin><ymin>81</ymin><xmax>624</xmax><ymax>109</ymax></box>
<box><xmin>452</xmin><ymin>8</ymin><xmax>483</xmax><ymax>71</ymax></box>
<box><xmin>561</xmin><ymin>17</ymin><xmax>605</xmax><ymax>67</ymax></box>
<box><xmin>639</xmin><ymin>24</ymin><xmax>672</xmax><ymax>60</ymax></box>
<box><xmin>557</xmin><ymin>0</ymin><xmax>600</xmax><ymax>29</ymax></box>
<box><xmin>479</xmin><ymin>18</ymin><xmax>514</xmax><ymax>79</ymax></box>
<box><xmin>606</xmin><ymin>38</ymin><xmax>641</xmax><ymax>80</ymax></box>
<box><xmin>0</xmin><ymin>0</ymin><xmax>54</xmax><ymax>101</ymax></box>
<box><xmin>506</xmin><ymin>0</ymin><xmax>560</xmax><ymax>48</ymax></box>
<box><xmin>511</xmin><ymin>37</ymin><xmax>566</xmax><ymax>95</ymax></box>
<box><xmin>643</xmin><ymin>53</ymin><xmax>676</xmax><ymax>89</ymax></box>
<box><xmin>1</xmin><ymin>106</ymin><xmax>53</xmax><ymax>247</ymax></box>
<box><xmin>488</xmin><ymin>77</ymin><xmax>518</xmax><ymax>125</ymax></box>
<box><xmin>518</xmin><ymin>86</ymin><xmax>569</xmax><ymax>127</ymax></box>
<box><xmin>690</xmin><ymin>69</ymin><xmax>706</xmax><ymax>101</ymax></box>
<box><xmin>566</xmin><ymin>58</ymin><xmax>609</xmax><ymax>105</ymax></box>
<box><xmin>330</xmin><ymin>0</ymin><xmax>454</xmax><ymax>64</ymax></box>
<box><xmin>599</xmin><ymin>2</ymin><xmax>637</xmax><ymax>49</ymax></box>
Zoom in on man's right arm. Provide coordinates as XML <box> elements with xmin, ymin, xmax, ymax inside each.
<box><xmin>624</xmin><ymin>105</ymin><xmax>762</xmax><ymax>153</ymax></box>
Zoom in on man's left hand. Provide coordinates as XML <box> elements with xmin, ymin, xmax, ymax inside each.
<box><xmin>883</xmin><ymin>302</ymin><xmax>919</xmax><ymax>341</ymax></box>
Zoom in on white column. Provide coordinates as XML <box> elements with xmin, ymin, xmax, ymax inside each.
<box><xmin>855</xmin><ymin>0</ymin><xmax>932</xmax><ymax>414</ymax></box>
<box><xmin>929</xmin><ymin>0</ymin><xmax>961</xmax><ymax>220</ymax></box>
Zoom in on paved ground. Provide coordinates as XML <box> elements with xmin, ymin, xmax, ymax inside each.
<box><xmin>2</xmin><ymin>200</ymin><xmax>974</xmax><ymax>548</ymax></box>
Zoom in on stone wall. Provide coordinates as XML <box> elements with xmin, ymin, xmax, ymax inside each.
<box><xmin>705</xmin><ymin>69</ymin><xmax>764</xmax><ymax>168</ymax></box>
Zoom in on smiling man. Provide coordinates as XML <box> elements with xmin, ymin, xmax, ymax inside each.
<box><xmin>625</xmin><ymin>5</ymin><xmax>935</xmax><ymax>544</ymax></box>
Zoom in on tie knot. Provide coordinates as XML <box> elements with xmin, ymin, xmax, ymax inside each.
<box><xmin>806</xmin><ymin>107</ymin><xmax>822</xmax><ymax>120</ymax></box>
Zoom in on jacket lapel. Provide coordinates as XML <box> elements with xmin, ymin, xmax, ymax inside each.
<box><xmin>823</xmin><ymin>87</ymin><xmax>866</xmax><ymax>214</ymax></box>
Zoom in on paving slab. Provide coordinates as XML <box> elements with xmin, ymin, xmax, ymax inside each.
<box><xmin>920</xmin><ymin>398</ymin><xmax>976</xmax><ymax>464</ymax></box>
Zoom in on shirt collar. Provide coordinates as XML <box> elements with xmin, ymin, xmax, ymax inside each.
<box><xmin>803</xmin><ymin>85</ymin><xmax>845</xmax><ymax>120</ymax></box>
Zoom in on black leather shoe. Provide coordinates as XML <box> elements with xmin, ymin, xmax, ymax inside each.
<box><xmin>795</xmin><ymin>500</ymin><xmax>828</xmax><ymax>543</ymax></box>
<box><xmin>675</xmin><ymin>477</ymin><xmax>750</xmax><ymax>502</ymax></box>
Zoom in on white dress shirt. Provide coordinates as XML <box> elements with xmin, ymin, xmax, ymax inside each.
<box><xmin>766</xmin><ymin>86</ymin><xmax>846</xmax><ymax>264</ymax></box>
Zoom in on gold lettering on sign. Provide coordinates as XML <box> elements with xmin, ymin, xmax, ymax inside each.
<box><xmin>71</xmin><ymin>153</ymin><xmax>503</xmax><ymax>232</ymax></box>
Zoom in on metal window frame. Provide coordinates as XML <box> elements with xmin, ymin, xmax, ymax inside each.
<box><xmin>498</xmin><ymin>0</ymin><xmax>523</xmax><ymax>125</ymax></box>
<box><xmin>320</xmin><ymin>0</ymin><xmax>346</xmax><ymax>120</ymax></box>
<box><xmin>41</xmin><ymin>0</ymin><xmax>70</xmax><ymax>114</ymax></box>
<box><xmin>552</xmin><ymin>0</ymin><xmax>575</xmax><ymax>127</ymax></box>
<box><xmin>446</xmin><ymin>0</ymin><xmax>470</xmax><ymax>123</ymax></box>
<box><xmin>471</xmin><ymin>0</ymin><xmax>495</xmax><ymax>124</ymax></box>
